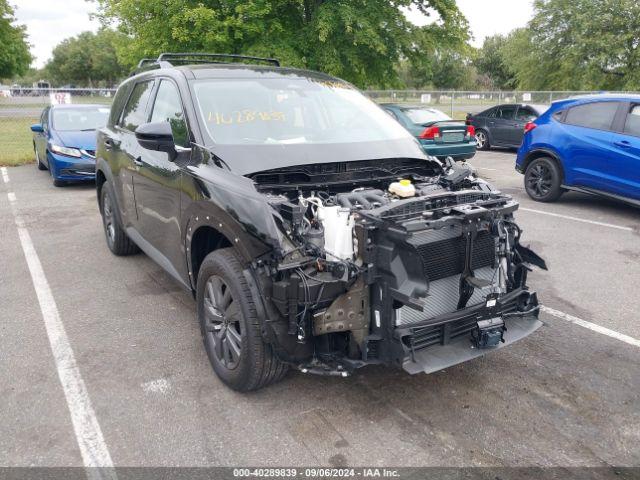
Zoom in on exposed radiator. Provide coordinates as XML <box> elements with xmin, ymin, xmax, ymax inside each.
<box><xmin>414</xmin><ymin>231</ymin><xmax>496</xmax><ymax>282</ymax></box>
<box><xmin>395</xmin><ymin>266</ymin><xmax>497</xmax><ymax>326</ymax></box>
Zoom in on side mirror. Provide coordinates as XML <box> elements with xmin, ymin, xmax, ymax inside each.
<box><xmin>30</xmin><ymin>124</ymin><xmax>44</xmax><ymax>133</ymax></box>
<box><xmin>135</xmin><ymin>121</ymin><xmax>176</xmax><ymax>156</ymax></box>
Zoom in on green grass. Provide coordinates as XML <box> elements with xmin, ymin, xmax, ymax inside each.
<box><xmin>0</xmin><ymin>117</ymin><xmax>37</xmax><ymax>166</ymax></box>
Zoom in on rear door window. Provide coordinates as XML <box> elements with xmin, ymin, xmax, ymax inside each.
<box><xmin>109</xmin><ymin>84</ymin><xmax>132</xmax><ymax>127</ymax></box>
<box><xmin>495</xmin><ymin>105</ymin><xmax>517</xmax><ymax>120</ymax></box>
<box><xmin>623</xmin><ymin>104</ymin><xmax>640</xmax><ymax>137</ymax></box>
<box><xmin>120</xmin><ymin>80</ymin><xmax>155</xmax><ymax>131</ymax></box>
<box><xmin>515</xmin><ymin>107</ymin><xmax>537</xmax><ymax>122</ymax></box>
<box><xmin>480</xmin><ymin>107</ymin><xmax>496</xmax><ymax>118</ymax></box>
<box><xmin>564</xmin><ymin>101</ymin><xmax>619</xmax><ymax>131</ymax></box>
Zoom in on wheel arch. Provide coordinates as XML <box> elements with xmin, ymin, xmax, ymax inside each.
<box><xmin>523</xmin><ymin>148</ymin><xmax>565</xmax><ymax>183</ymax></box>
<box><xmin>95</xmin><ymin>158</ymin><xmax>115</xmax><ymax>212</ymax></box>
<box><xmin>96</xmin><ymin>169</ymin><xmax>107</xmax><ymax>211</ymax></box>
<box><xmin>188</xmin><ymin>225</ymin><xmax>233</xmax><ymax>291</ymax></box>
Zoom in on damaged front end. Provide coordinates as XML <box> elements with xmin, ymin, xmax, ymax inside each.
<box><xmin>247</xmin><ymin>158</ymin><xmax>546</xmax><ymax>376</ymax></box>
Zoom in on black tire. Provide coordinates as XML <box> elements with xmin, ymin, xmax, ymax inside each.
<box><xmin>35</xmin><ymin>148</ymin><xmax>47</xmax><ymax>170</ymax></box>
<box><xmin>475</xmin><ymin>129</ymin><xmax>490</xmax><ymax>150</ymax></box>
<box><xmin>524</xmin><ymin>157</ymin><xmax>563</xmax><ymax>202</ymax></box>
<box><xmin>197</xmin><ymin>248</ymin><xmax>288</xmax><ymax>392</ymax></box>
<box><xmin>99</xmin><ymin>182</ymin><xmax>139</xmax><ymax>255</ymax></box>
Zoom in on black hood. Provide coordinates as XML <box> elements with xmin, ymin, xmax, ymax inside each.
<box><xmin>203</xmin><ymin>138</ymin><xmax>433</xmax><ymax>176</ymax></box>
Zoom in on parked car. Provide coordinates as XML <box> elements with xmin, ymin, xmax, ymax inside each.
<box><xmin>30</xmin><ymin>104</ymin><xmax>109</xmax><ymax>186</ymax></box>
<box><xmin>517</xmin><ymin>94</ymin><xmax>640</xmax><ymax>205</ymax></box>
<box><xmin>467</xmin><ymin>104</ymin><xmax>548</xmax><ymax>150</ymax></box>
<box><xmin>96</xmin><ymin>53</ymin><xmax>545</xmax><ymax>392</ymax></box>
<box><xmin>381</xmin><ymin>104</ymin><xmax>476</xmax><ymax>161</ymax></box>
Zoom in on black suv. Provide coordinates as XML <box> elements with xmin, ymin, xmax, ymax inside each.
<box><xmin>97</xmin><ymin>53</ymin><xmax>546</xmax><ymax>391</ymax></box>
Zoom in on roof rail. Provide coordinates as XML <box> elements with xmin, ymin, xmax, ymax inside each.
<box><xmin>156</xmin><ymin>52</ymin><xmax>280</xmax><ymax>67</ymax></box>
<box><xmin>136</xmin><ymin>58</ymin><xmax>157</xmax><ymax>68</ymax></box>
<box><xmin>129</xmin><ymin>52</ymin><xmax>281</xmax><ymax>77</ymax></box>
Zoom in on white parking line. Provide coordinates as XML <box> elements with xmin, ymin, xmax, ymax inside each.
<box><xmin>1</xmin><ymin>167</ymin><xmax>9</xmax><ymax>183</ymax></box>
<box><xmin>6</xmin><ymin>190</ymin><xmax>116</xmax><ymax>479</ymax></box>
<box><xmin>520</xmin><ymin>207</ymin><xmax>634</xmax><ymax>232</ymax></box>
<box><xmin>541</xmin><ymin>306</ymin><xmax>640</xmax><ymax>348</ymax></box>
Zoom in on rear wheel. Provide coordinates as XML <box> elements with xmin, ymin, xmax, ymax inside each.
<box><xmin>475</xmin><ymin>129</ymin><xmax>490</xmax><ymax>150</ymax></box>
<box><xmin>99</xmin><ymin>182</ymin><xmax>139</xmax><ymax>255</ymax></box>
<box><xmin>524</xmin><ymin>157</ymin><xmax>563</xmax><ymax>202</ymax></box>
<box><xmin>197</xmin><ymin>248</ymin><xmax>288</xmax><ymax>392</ymax></box>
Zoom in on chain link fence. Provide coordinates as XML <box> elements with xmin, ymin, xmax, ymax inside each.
<box><xmin>0</xmin><ymin>87</ymin><xmax>116</xmax><ymax>165</ymax></box>
<box><xmin>0</xmin><ymin>87</ymin><xmax>635</xmax><ymax>165</ymax></box>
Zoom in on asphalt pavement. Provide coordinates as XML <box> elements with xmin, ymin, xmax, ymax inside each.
<box><xmin>0</xmin><ymin>151</ymin><xmax>638</xmax><ymax>470</ymax></box>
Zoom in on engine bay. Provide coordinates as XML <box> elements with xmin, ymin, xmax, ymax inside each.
<box><xmin>246</xmin><ymin>158</ymin><xmax>546</xmax><ymax>375</ymax></box>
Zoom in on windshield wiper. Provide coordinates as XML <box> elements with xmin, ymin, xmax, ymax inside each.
<box><xmin>80</xmin><ymin>128</ymin><xmax>97</xmax><ymax>132</ymax></box>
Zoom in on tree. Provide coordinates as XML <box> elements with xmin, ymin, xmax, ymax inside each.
<box><xmin>46</xmin><ymin>29</ymin><xmax>128</xmax><ymax>87</ymax></box>
<box><xmin>430</xmin><ymin>49</ymin><xmax>477</xmax><ymax>90</ymax></box>
<box><xmin>0</xmin><ymin>0</ymin><xmax>32</xmax><ymax>79</ymax></box>
<box><xmin>502</xmin><ymin>0</ymin><xmax>640</xmax><ymax>91</ymax></box>
<box><xmin>96</xmin><ymin>0</ymin><xmax>470</xmax><ymax>88</ymax></box>
<box><xmin>474</xmin><ymin>35</ymin><xmax>516</xmax><ymax>90</ymax></box>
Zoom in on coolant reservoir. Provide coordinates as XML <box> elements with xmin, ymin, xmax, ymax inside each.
<box><xmin>389</xmin><ymin>179</ymin><xmax>416</xmax><ymax>198</ymax></box>
<box><xmin>316</xmin><ymin>206</ymin><xmax>355</xmax><ymax>260</ymax></box>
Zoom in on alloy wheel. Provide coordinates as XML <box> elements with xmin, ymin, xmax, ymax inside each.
<box><xmin>202</xmin><ymin>275</ymin><xmax>243</xmax><ymax>370</ymax></box>
<box><xmin>102</xmin><ymin>192</ymin><xmax>116</xmax><ymax>245</ymax></box>
<box><xmin>475</xmin><ymin>131</ymin><xmax>486</xmax><ymax>149</ymax></box>
<box><xmin>526</xmin><ymin>163</ymin><xmax>553</xmax><ymax>197</ymax></box>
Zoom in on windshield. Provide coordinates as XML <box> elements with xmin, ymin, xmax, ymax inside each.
<box><xmin>402</xmin><ymin>108</ymin><xmax>451</xmax><ymax>125</ymax></box>
<box><xmin>51</xmin><ymin>107</ymin><xmax>110</xmax><ymax>131</ymax></box>
<box><xmin>191</xmin><ymin>78</ymin><xmax>412</xmax><ymax>145</ymax></box>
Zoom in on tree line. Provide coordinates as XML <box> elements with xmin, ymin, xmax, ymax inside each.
<box><xmin>3</xmin><ymin>0</ymin><xmax>640</xmax><ymax>91</ymax></box>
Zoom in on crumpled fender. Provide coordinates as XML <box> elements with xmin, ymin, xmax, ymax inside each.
<box><xmin>181</xmin><ymin>162</ymin><xmax>285</xmax><ymax>264</ymax></box>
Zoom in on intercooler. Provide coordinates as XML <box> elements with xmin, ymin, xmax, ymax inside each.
<box><xmin>395</xmin><ymin>225</ymin><xmax>498</xmax><ymax>326</ymax></box>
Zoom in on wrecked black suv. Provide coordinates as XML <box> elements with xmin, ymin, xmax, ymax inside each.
<box><xmin>96</xmin><ymin>53</ymin><xmax>546</xmax><ymax>391</ymax></box>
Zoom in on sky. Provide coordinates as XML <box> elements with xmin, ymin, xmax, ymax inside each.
<box><xmin>12</xmin><ymin>0</ymin><xmax>535</xmax><ymax>69</ymax></box>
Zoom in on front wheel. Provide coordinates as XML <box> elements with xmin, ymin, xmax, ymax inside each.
<box><xmin>35</xmin><ymin>148</ymin><xmax>47</xmax><ymax>170</ymax></box>
<box><xmin>475</xmin><ymin>129</ymin><xmax>490</xmax><ymax>150</ymax></box>
<box><xmin>197</xmin><ymin>248</ymin><xmax>288</xmax><ymax>392</ymax></box>
<box><xmin>524</xmin><ymin>157</ymin><xmax>563</xmax><ymax>202</ymax></box>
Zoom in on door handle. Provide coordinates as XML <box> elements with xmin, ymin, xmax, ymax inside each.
<box><xmin>614</xmin><ymin>140</ymin><xmax>631</xmax><ymax>148</ymax></box>
<box><xmin>133</xmin><ymin>156</ymin><xmax>143</xmax><ymax>167</ymax></box>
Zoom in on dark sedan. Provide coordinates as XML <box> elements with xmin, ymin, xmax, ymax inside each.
<box><xmin>466</xmin><ymin>104</ymin><xmax>548</xmax><ymax>150</ymax></box>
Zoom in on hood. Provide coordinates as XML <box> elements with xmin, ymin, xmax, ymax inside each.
<box><xmin>51</xmin><ymin>130</ymin><xmax>98</xmax><ymax>151</ymax></box>
<box><xmin>204</xmin><ymin>138</ymin><xmax>431</xmax><ymax>176</ymax></box>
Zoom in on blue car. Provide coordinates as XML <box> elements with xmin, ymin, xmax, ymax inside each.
<box><xmin>31</xmin><ymin>104</ymin><xmax>110</xmax><ymax>186</ymax></box>
<box><xmin>516</xmin><ymin>94</ymin><xmax>640</xmax><ymax>205</ymax></box>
